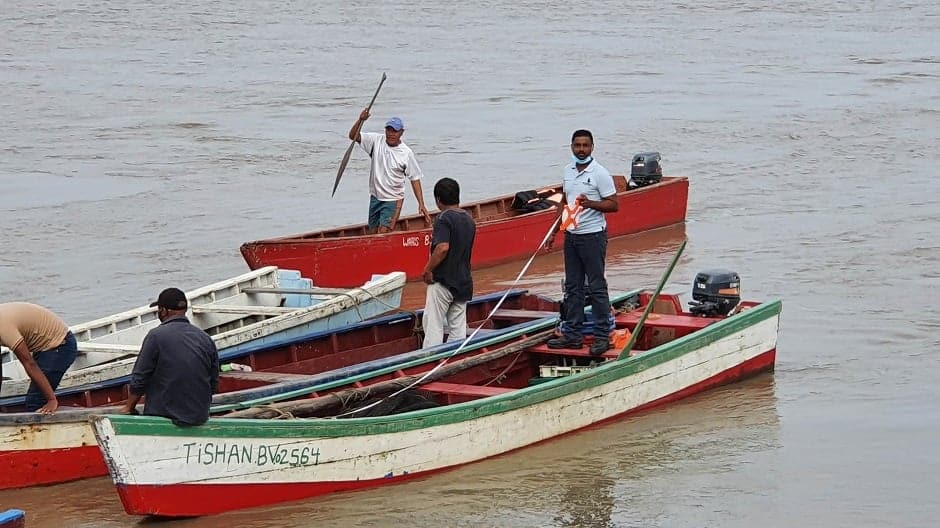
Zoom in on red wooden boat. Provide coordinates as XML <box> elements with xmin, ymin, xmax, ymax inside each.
<box><xmin>240</xmin><ymin>176</ymin><xmax>689</xmax><ymax>287</ymax></box>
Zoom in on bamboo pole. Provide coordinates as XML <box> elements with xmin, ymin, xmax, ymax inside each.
<box><xmin>616</xmin><ymin>240</ymin><xmax>686</xmax><ymax>360</ymax></box>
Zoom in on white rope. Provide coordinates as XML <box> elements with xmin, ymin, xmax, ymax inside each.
<box><xmin>338</xmin><ymin>215</ymin><xmax>562</xmax><ymax>418</ymax></box>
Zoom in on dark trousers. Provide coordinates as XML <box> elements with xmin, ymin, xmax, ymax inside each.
<box><xmin>561</xmin><ymin>230</ymin><xmax>611</xmax><ymax>340</ymax></box>
<box><xmin>25</xmin><ymin>331</ymin><xmax>78</xmax><ymax>411</ymax></box>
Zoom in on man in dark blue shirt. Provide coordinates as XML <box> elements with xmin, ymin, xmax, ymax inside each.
<box><xmin>121</xmin><ymin>287</ymin><xmax>219</xmax><ymax>426</ymax></box>
<box><xmin>422</xmin><ymin>177</ymin><xmax>476</xmax><ymax>348</ymax></box>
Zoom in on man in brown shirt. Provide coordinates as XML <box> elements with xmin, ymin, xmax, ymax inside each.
<box><xmin>0</xmin><ymin>302</ymin><xmax>78</xmax><ymax>414</ymax></box>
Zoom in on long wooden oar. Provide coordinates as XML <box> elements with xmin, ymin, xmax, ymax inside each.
<box><xmin>616</xmin><ymin>239</ymin><xmax>687</xmax><ymax>360</ymax></box>
<box><xmin>331</xmin><ymin>72</ymin><xmax>388</xmax><ymax>197</ymax></box>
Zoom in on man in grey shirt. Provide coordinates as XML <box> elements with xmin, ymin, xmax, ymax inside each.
<box><xmin>121</xmin><ymin>287</ymin><xmax>219</xmax><ymax>426</ymax></box>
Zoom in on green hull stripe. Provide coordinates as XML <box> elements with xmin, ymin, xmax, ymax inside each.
<box><xmin>106</xmin><ymin>299</ymin><xmax>780</xmax><ymax>439</ymax></box>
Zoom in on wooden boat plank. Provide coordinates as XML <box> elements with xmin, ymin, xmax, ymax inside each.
<box><xmin>219</xmin><ymin>371</ymin><xmax>317</xmax><ymax>384</ymax></box>
<box><xmin>420</xmin><ymin>381</ymin><xmax>514</xmax><ymax>397</ymax></box>
<box><xmin>527</xmin><ymin>343</ymin><xmax>620</xmax><ymax>359</ymax></box>
<box><xmin>76</xmin><ymin>343</ymin><xmax>140</xmax><ymax>355</ymax></box>
<box><xmin>491</xmin><ymin>309</ymin><xmax>559</xmax><ymax>320</ymax></box>
<box><xmin>190</xmin><ymin>305</ymin><xmax>297</xmax><ymax>316</ymax></box>
<box><xmin>616</xmin><ymin>312</ymin><xmax>717</xmax><ymax>331</ymax></box>
<box><xmin>242</xmin><ymin>287</ymin><xmax>351</xmax><ymax>296</ymax></box>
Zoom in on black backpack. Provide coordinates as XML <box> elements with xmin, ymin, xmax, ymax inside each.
<box><xmin>511</xmin><ymin>189</ymin><xmax>555</xmax><ymax>213</ymax></box>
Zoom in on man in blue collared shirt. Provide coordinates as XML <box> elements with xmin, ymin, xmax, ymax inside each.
<box><xmin>546</xmin><ymin>129</ymin><xmax>619</xmax><ymax>356</ymax></box>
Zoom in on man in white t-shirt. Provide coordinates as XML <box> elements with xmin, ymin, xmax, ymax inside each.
<box><xmin>348</xmin><ymin>109</ymin><xmax>431</xmax><ymax>233</ymax></box>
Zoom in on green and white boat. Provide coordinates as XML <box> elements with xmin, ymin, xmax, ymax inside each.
<box><xmin>93</xmin><ymin>280</ymin><xmax>782</xmax><ymax>517</ymax></box>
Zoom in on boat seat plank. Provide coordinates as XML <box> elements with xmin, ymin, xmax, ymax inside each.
<box><xmin>615</xmin><ymin>312</ymin><xmax>717</xmax><ymax>331</ymax></box>
<box><xmin>76</xmin><ymin>342</ymin><xmax>140</xmax><ymax>355</ymax></box>
<box><xmin>527</xmin><ymin>343</ymin><xmax>618</xmax><ymax>359</ymax></box>
<box><xmin>219</xmin><ymin>371</ymin><xmax>316</xmax><ymax>384</ymax></box>
<box><xmin>420</xmin><ymin>381</ymin><xmax>515</xmax><ymax>397</ymax></box>
<box><xmin>242</xmin><ymin>287</ymin><xmax>351</xmax><ymax>296</ymax></box>
<box><xmin>190</xmin><ymin>305</ymin><xmax>297</xmax><ymax>316</ymax></box>
<box><xmin>491</xmin><ymin>309</ymin><xmax>558</xmax><ymax>320</ymax></box>
<box><xmin>468</xmin><ymin>328</ymin><xmax>500</xmax><ymax>336</ymax></box>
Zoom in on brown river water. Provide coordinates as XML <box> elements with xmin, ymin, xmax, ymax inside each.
<box><xmin>1</xmin><ymin>1</ymin><xmax>938</xmax><ymax>527</ymax></box>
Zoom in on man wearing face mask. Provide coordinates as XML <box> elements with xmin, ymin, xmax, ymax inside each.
<box><xmin>121</xmin><ymin>288</ymin><xmax>219</xmax><ymax>426</ymax></box>
<box><xmin>545</xmin><ymin>129</ymin><xmax>619</xmax><ymax>356</ymax></box>
<box><xmin>348</xmin><ymin>108</ymin><xmax>432</xmax><ymax>233</ymax></box>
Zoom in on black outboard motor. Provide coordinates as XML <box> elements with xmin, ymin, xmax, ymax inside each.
<box><xmin>630</xmin><ymin>151</ymin><xmax>663</xmax><ymax>187</ymax></box>
<box><xmin>689</xmin><ymin>269</ymin><xmax>741</xmax><ymax>317</ymax></box>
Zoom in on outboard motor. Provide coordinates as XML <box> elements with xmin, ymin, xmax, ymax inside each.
<box><xmin>689</xmin><ymin>269</ymin><xmax>741</xmax><ymax>317</ymax></box>
<box><xmin>630</xmin><ymin>151</ymin><xmax>663</xmax><ymax>187</ymax></box>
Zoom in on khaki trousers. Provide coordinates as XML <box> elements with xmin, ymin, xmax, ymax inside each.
<box><xmin>422</xmin><ymin>282</ymin><xmax>468</xmax><ymax>348</ymax></box>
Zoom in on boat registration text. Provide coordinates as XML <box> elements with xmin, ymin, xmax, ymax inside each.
<box><xmin>182</xmin><ymin>442</ymin><xmax>321</xmax><ymax>467</ymax></box>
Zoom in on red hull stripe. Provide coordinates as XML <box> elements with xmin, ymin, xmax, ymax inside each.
<box><xmin>117</xmin><ymin>348</ymin><xmax>775</xmax><ymax>517</ymax></box>
<box><xmin>0</xmin><ymin>445</ymin><xmax>106</xmax><ymax>490</ymax></box>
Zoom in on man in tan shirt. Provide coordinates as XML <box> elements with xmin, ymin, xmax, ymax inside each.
<box><xmin>0</xmin><ymin>302</ymin><xmax>78</xmax><ymax>414</ymax></box>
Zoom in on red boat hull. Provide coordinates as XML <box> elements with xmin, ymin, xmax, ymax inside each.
<box><xmin>0</xmin><ymin>445</ymin><xmax>105</xmax><ymax>489</ymax></box>
<box><xmin>241</xmin><ymin>177</ymin><xmax>689</xmax><ymax>287</ymax></box>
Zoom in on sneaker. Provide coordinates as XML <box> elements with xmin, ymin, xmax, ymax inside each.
<box><xmin>547</xmin><ymin>336</ymin><xmax>583</xmax><ymax>350</ymax></box>
<box><xmin>589</xmin><ymin>339</ymin><xmax>611</xmax><ymax>356</ymax></box>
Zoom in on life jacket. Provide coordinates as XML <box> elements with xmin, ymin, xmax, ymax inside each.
<box><xmin>559</xmin><ymin>203</ymin><xmax>583</xmax><ymax>232</ymax></box>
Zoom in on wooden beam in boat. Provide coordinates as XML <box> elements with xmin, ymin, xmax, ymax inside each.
<box><xmin>491</xmin><ymin>309</ymin><xmax>558</xmax><ymax>320</ymax></box>
<box><xmin>420</xmin><ymin>381</ymin><xmax>514</xmax><ymax>397</ymax></box>
<box><xmin>219</xmin><ymin>371</ymin><xmax>318</xmax><ymax>383</ymax></box>
<box><xmin>77</xmin><ymin>342</ymin><xmax>140</xmax><ymax>355</ymax></box>
<box><xmin>242</xmin><ymin>287</ymin><xmax>351</xmax><ymax>296</ymax></box>
<box><xmin>189</xmin><ymin>305</ymin><xmax>298</xmax><ymax>316</ymax></box>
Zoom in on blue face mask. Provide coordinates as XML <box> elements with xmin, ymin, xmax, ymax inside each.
<box><xmin>572</xmin><ymin>154</ymin><xmax>593</xmax><ymax>165</ymax></box>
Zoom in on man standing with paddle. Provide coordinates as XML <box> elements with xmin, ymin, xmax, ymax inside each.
<box><xmin>348</xmin><ymin>109</ymin><xmax>432</xmax><ymax>233</ymax></box>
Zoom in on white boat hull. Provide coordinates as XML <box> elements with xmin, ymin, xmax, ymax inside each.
<box><xmin>92</xmin><ymin>302</ymin><xmax>781</xmax><ymax>516</ymax></box>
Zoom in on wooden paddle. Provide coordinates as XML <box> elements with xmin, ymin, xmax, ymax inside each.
<box><xmin>331</xmin><ymin>72</ymin><xmax>388</xmax><ymax>197</ymax></box>
<box><xmin>616</xmin><ymin>239</ymin><xmax>687</xmax><ymax>360</ymax></box>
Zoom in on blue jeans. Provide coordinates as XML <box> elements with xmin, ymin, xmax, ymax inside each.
<box><xmin>25</xmin><ymin>331</ymin><xmax>78</xmax><ymax>411</ymax></box>
<box><xmin>560</xmin><ymin>230</ymin><xmax>612</xmax><ymax>340</ymax></box>
<box><xmin>368</xmin><ymin>196</ymin><xmax>400</xmax><ymax>230</ymax></box>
